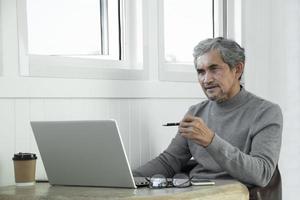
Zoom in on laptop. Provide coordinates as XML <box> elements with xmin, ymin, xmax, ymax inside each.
<box><xmin>30</xmin><ymin>119</ymin><xmax>148</xmax><ymax>188</ymax></box>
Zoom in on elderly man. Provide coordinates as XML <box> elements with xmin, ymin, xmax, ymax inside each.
<box><xmin>133</xmin><ymin>37</ymin><xmax>283</xmax><ymax>189</ymax></box>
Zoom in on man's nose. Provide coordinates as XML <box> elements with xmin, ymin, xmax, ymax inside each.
<box><xmin>202</xmin><ymin>72</ymin><xmax>213</xmax><ymax>83</ymax></box>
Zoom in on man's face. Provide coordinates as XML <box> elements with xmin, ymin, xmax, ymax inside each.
<box><xmin>196</xmin><ymin>49</ymin><xmax>242</xmax><ymax>103</ymax></box>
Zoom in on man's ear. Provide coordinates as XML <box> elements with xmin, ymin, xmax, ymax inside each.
<box><xmin>234</xmin><ymin>62</ymin><xmax>244</xmax><ymax>80</ymax></box>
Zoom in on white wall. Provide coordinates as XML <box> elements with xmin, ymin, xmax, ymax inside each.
<box><xmin>243</xmin><ymin>0</ymin><xmax>300</xmax><ymax>199</ymax></box>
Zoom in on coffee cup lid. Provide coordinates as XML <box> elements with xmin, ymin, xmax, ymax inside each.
<box><xmin>12</xmin><ymin>152</ymin><xmax>37</xmax><ymax>160</ymax></box>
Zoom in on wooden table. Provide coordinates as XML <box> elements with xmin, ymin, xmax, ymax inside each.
<box><xmin>0</xmin><ymin>179</ymin><xmax>249</xmax><ymax>200</ymax></box>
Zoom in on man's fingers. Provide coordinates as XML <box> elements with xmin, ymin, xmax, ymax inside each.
<box><xmin>179</xmin><ymin>127</ymin><xmax>197</xmax><ymax>135</ymax></box>
<box><xmin>180</xmin><ymin>116</ymin><xmax>203</xmax><ymax>127</ymax></box>
<box><xmin>179</xmin><ymin>127</ymin><xmax>189</xmax><ymax>133</ymax></box>
<box><xmin>181</xmin><ymin>115</ymin><xmax>195</xmax><ymax>122</ymax></box>
<box><xmin>179</xmin><ymin>121</ymin><xmax>192</xmax><ymax>128</ymax></box>
<box><xmin>181</xmin><ymin>115</ymin><xmax>203</xmax><ymax>124</ymax></box>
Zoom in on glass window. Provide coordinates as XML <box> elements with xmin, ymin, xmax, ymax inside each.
<box><xmin>163</xmin><ymin>0</ymin><xmax>214</xmax><ymax>64</ymax></box>
<box><xmin>26</xmin><ymin>0</ymin><xmax>121</xmax><ymax>60</ymax></box>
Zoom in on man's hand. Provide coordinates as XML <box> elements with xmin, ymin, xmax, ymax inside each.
<box><xmin>179</xmin><ymin>115</ymin><xmax>215</xmax><ymax>147</ymax></box>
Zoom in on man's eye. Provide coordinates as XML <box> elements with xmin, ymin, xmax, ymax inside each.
<box><xmin>197</xmin><ymin>70</ymin><xmax>205</xmax><ymax>75</ymax></box>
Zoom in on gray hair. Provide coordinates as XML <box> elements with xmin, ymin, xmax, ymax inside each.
<box><xmin>193</xmin><ymin>37</ymin><xmax>245</xmax><ymax>70</ymax></box>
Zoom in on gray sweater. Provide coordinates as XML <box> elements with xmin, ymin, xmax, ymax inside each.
<box><xmin>133</xmin><ymin>87</ymin><xmax>283</xmax><ymax>187</ymax></box>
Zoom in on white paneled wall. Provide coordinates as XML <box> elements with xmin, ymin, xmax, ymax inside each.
<box><xmin>243</xmin><ymin>0</ymin><xmax>300</xmax><ymax>199</ymax></box>
<box><xmin>0</xmin><ymin>98</ymin><xmax>200</xmax><ymax>185</ymax></box>
<box><xmin>0</xmin><ymin>100</ymin><xmax>15</xmax><ymax>186</ymax></box>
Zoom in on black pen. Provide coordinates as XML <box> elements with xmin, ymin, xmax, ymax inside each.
<box><xmin>162</xmin><ymin>122</ymin><xmax>180</xmax><ymax>126</ymax></box>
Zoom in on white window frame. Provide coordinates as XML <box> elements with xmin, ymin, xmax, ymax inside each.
<box><xmin>227</xmin><ymin>0</ymin><xmax>242</xmax><ymax>45</ymax></box>
<box><xmin>158</xmin><ymin>0</ymin><xmax>242</xmax><ymax>82</ymax></box>
<box><xmin>17</xmin><ymin>0</ymin><xmax>148</xmax><ymax>80</ymax></box>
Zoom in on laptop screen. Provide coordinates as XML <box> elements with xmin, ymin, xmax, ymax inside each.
<box><xmin>31</xmin><ymin>120</ymin><xmax>137</xmax><ymax>188</ymax></box>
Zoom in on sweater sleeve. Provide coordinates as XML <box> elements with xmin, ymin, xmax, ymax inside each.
<box><xmin>132</xmin><ymin>133</ymin><xmax>192</xmax><ymax>177</ymax></box>
<box><xmin>132</xmin><ymin>106</ymin><xmax>197</xmax><ymax>178</ymax></box>
<box><xmin>206</xmin><ymin>103</ymin><xmax>283</xmax><ymax>187</ymax></box>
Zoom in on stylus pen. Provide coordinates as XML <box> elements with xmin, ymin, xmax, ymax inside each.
<box><xmin>162</xmin><ymin>122</ymin><xmax>180</xmax><ymax>126</ymax></box>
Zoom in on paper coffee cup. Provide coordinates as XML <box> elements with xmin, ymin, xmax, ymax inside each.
<box><xmin>12</xmin><ymin>152</ymin><xmax>37</xmax><ymax>186</ymax></box>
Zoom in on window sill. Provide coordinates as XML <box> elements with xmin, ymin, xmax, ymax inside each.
<box><xmin>159</xmin><ymin>63</ymin><xmax>198</xmax><ymax>82</ymax></box>
<box><xmin>0</xmin><ymin>77</ymin><xmax>204</xmax><ymax>98</ymax></box>
<box><xmin>20</xmin><ymin>55</ymin><xmax>147</xmax><ymax>80</ymax></box>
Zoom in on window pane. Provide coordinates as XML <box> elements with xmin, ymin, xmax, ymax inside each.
<box><xmin>107</xmin><ymin>0</ymin><xmax>120</xmax><ymax>59</ymax></box>
<box><xmin>26</xmin><ymin>0</ymin><xmax>120</xmax><ymax>60</ymax></box>
<box><xmin>164</xmin><ymin>0</ymin><xmax>213</xmax><ymax>63</ymax></box>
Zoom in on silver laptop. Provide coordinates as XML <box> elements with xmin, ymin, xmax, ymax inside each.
<box><xmin>30</xmin><ymin>119</ymin><xmax>148</xmax><ymax>188</ymax></box>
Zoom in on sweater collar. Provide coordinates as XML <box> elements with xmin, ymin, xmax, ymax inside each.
<box><xmin>211</xmin><ymin>86</ymin><xmax>249</xmax><ymax>112</ymax></box>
